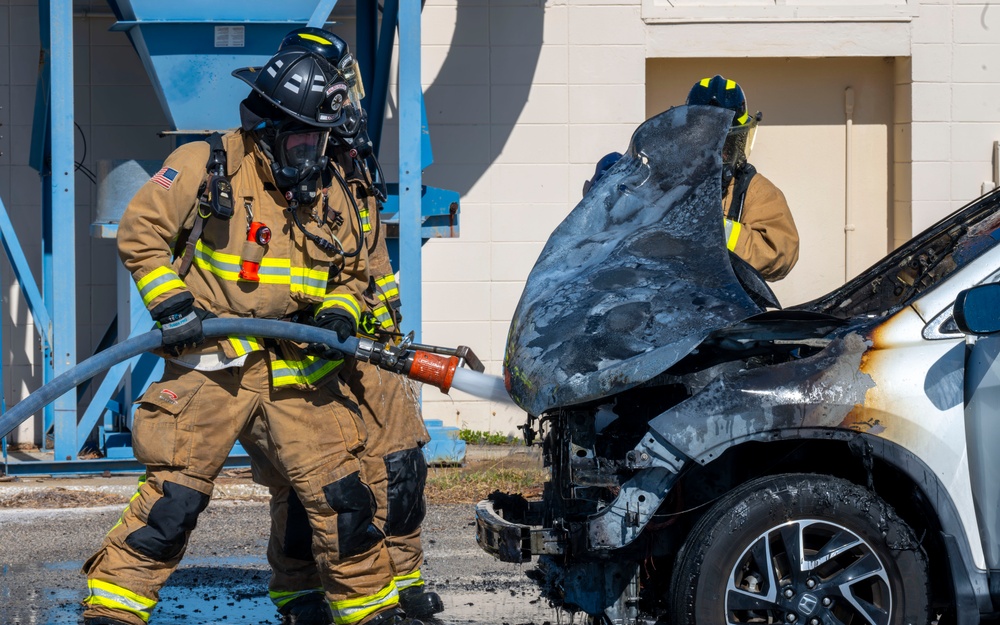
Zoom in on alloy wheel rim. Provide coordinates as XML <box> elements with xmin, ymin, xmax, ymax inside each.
<box><xmin>723</xmin><ymin>518</ymin><xmax>892</xmax><ymax>625</ymax></box>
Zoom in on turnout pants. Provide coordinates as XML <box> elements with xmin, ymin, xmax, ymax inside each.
<box><xmin>252</xmin><ymin>361</ymin><xmax>431</xmax><ymax>611</ymax></box>
<box><xmin>82</xmin><ymin>355</ymin><xmax>396</xmax><ymax>625</ymax></box>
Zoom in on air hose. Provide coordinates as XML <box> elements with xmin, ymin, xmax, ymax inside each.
<box><xmin>0</xmin><ymin>319</ymin><xmax>362</xmax><ymax>440</ymax></box>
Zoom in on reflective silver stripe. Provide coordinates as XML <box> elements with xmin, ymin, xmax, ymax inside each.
<box><xmin>271</xmin><ymin>356</ymin><xmax>341</xmax><ymax>386</ymax></box>
<box><xmin>136</xmin><ymin>266</ymin><xmax>187</xmax><ymax>307</ymax></box>
<box><xmin>394</xmin><ymin>569</ymin><xmax>424</xmax><ymax>590</ymax></box>
<box><xmin>331</xmin><ymin>585</ymin><xmax>399</xmax><ymax>625</ymax></box>
<box><xmin>270</xmin><ymin>588</ymin><xmax>324</xmax><ymax>608</ymax></box>
<box><xmin>373</xmin><ymin>305</ymin><xmax>394</xmax><ymax>330</ymax></box>
<box><xmin>359</xmin><ymin>207</ymin><xmax>371</xmax><ymax>233</ymax></box>
<box><xmin>258</xmin><ymin>264</ymin><xmax>291</xmax><ymax>278</ymax></box>
<box><xmin>194</xmin><ymin>243</ymin><xmax>241</xmax><ymax>278</ymax></box>
<box><xmin>90</xmin><ymin>587</ymin><xmax>150</xmax><ymax>612</ymax></box>
<box><xmin>228</xmin><ymin>336</ymin><xmax>263</xmax><ymax>356</ymax></box>
<box><xmin>320</xmin><ymin>294</ymin><xmax>361</xmax><ymax>321</ymax></box>
<box><xmin>292</xmin><ymin>273</ymin><xmax>328</xmax><ymax>292</ymax></box>
<box><xmin>375</xmin><ymin>274</ymin><xmax>398</xmax><ymax>301</ymax></box>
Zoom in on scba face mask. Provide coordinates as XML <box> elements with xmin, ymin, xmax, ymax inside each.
<box><xmin>270</xmin><ymin>126</ymin><xmax>331</xmax><ymax>206</ymax></box>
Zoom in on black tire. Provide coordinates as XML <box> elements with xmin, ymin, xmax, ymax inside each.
<box><xmin>668</xmin><ymin>473</ymin><xmax>928</xmax><ymax>625</ymax></box>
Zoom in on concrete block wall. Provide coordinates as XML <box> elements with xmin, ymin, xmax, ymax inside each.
<box><xmin>411</xmin><ymin>0</ymin><xmax>647</xmax><ymax>433</ymax></box>
<box><xmin>911</xmin><ymin>0</ymin><xmax>1000</xmax><ymax>232</ymax></box>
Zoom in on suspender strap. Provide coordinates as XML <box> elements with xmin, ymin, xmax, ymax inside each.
<box><xmin>178</xmin><ymin>212</ymin><xmax>207</xmax><ymax>278</ymax></box>
<box><xmin>178</xmin><ymin>132</ymin><xmax>227</xmax><ymax>278</ymax></box>
<box><xmin>729</xmin><ymin>163</ymin><xmax>757</xmax><ymax>224</ymax></box>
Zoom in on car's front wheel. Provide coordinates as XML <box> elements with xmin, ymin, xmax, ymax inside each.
<box><xmin>668</xmin><ymin>473</ymin><xmax>928</xmax><ymax>625</ymax></box>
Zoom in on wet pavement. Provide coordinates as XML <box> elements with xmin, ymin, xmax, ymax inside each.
<box><xmin>0</xmin><ymin>502</ymin><xmax>561</xmax><ymax>625</ymax></box>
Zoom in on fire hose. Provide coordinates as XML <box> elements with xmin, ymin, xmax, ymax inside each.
<box><xmin>0</xmin><ymin>318</ymin><xmax>476</xmax><ymax>440</ymax></box>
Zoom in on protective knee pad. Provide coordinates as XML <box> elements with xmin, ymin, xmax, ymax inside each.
<box><xmin>322</xmin><ymin>471</ymin><xmax>383</xmax><ymax>558</ymax></box>
<box><xmin>384</xmin><ymin>447</ymin><xmax>427</xmax><ymax>536</ymax></box>
<box><xmin>284</xmin><ymin>490</ymin><xmax>314</xmax><ymax>561</ymax></box>
<box><xmin>125</xmin><ymin>481</ymin><xmax>210</xmax><ymax>562</ymax></box>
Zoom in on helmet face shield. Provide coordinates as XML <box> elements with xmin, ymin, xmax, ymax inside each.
<box><xmin>339</xmin><ymin>53</ymin><xmax>365</xmax><ymax>103</ymax></box>
<box><xmin>722</xmin><ymin>119</ymin><xmax>757</xmax><ymax>170</ymax></box>
<box><xmin>327</xmin><ymin>54</ymin><xmax>366</xmax><ymax>140</ymax></box>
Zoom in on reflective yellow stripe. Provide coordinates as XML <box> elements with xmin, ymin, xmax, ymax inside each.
<box><xmin>194</xmin><ymin>239</ymin><xmax>242</xmax><ymax>280</ymax></box>
<box><xmin>85</xmin><ymin>579</ymin><xmax>156</xmax><ymax>622</ymax></box>
<box><xmin>291</xmin><ymin>267</ymin><xmax>330</xmax><ymax>298</ymax></box>
<box><xmin>195</xmin><ymin>240</ymin><xmax>326</xmax><ymax>292</ymax></box>
<box><xmin>108</xmin><ymin>474</ymin><xmax>146</xmax><ymax>535</ymax></box>
<box><xmin>257</xmin><ymin>258</ymin><xmax>295</xmax><ymax>285</ymax></box>
<box><xmin>725</xmin><ymin>79</ymin><xmax>736</xmax><ymax>90</ymax></box>
<box><xmin>394</xmin><ymin>569</ymin><xmax>424</xmax><ymax>591</ymax></box>
<box><xmin>373</xmin><ymin>304</ymin><xmax>394</xmax><ymax>330</ymax></box>
<box><xmin>271</xmin><ymin>355</ymin><xmax>342</xmax><ymax>387</ymax></box>
<box><xmin>270</xmin><ymin>588</ymin><xmax>324</xmax><ymax>609</ymax></box>
<box><xmin>699</xmin><ymin>77</ymin><xmax>710</xmax><ymax>87</ymax></box>
<box><xmin>359</xmin><ymin>207</ymin><xmax>371</xmax><ymax>233</ymax></box>
<box><xmin>297</xmin><ymin>32</ymin><xmax>333</xmax><ymax>45</ymax></box>
<box><xmin>735</xmin><ymin>110</ymin><xmax>749</xmax><ymax>125</ymax></box>
<box><xmin>725</xmin><ymin>219</ymin><xmax>742</xmax><ymax>251</ymax></box>
<box><xmin>374</xmin><ymin>273</ymin><xmax>398</xmax><ymax>302</ymax></box>
<box><xmin>136</xmin><ymin>266</ymin><xmax>186</xmax><ymax>307</ymax></box>
<box><xmin>228</xmin><ymin>336</ymin><xmax>264</xmax><ymax>357</ymax></box>
<box><xmin>331</xmin><ymin>582</ymin><xmax>399</xmax><ymax>625</ymax></box>
<box><xmin>318</xmin><ymin>293</ymin><xmax>361</xmax><ymax>324</ymax></box>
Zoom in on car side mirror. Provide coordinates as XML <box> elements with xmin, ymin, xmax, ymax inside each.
<box><xmin>954</xmin><ymin>282</ymin><xmax>1000</xmax><ymax>334</ymax></box>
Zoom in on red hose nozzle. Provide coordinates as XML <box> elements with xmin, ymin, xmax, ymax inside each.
<box><xmin>406</xmin><ymin>351</ymin><xmax>459</xmax><ymax>393</ymax></box>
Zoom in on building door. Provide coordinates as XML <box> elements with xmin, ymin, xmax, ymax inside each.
<box><xmin>646</xmin><ymin>57</ymin><xmax>897</xmax><ymax>306</ymax></box>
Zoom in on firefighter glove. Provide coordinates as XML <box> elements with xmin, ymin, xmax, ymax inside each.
<box><xmin>154</xmin><ymin>293</ymin><xmax>213</xmax><ymax>357</ymax></box>
<box><xmin>308</xmin><ymin>308</ymin><xmax>356</xmax><ymax>361</ymax></box>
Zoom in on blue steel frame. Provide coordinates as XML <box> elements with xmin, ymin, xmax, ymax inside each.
<box><xmin>1</xmin><ymin>0</ymin><xmax>454</xmax><ymax>473</ymax></box>
<box><xmin>21</xmin><ymin>0</ymin><xmax>75</xmax><ymax>461</ymax></box>
<box><xmin>398</xmin><ymin>0</ymin><xmax>423</xmax><ymax>341</ymax></box>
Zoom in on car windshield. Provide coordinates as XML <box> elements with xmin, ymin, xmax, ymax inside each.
<box><xmin>795</xmin><ymin>190</ymin><xmax>1000</xmax><ymax>319</ymax></box>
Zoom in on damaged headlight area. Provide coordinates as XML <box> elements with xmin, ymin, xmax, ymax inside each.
<box><xmin>477</xmin><ymin>315</ymin><xmax>838</xmax><ymax>618</ymax></box>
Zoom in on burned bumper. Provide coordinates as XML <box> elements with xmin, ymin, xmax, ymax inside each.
<box><xmin>475</xmin><ymin>499</ymin><xmax>565</xmax><ymax>563</ymax></box>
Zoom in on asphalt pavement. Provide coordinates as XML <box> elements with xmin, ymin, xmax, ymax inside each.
<box><xmin>0</xmin><ymin>501</ymin><xmax>559</xmax><ymax>625</ymax></box>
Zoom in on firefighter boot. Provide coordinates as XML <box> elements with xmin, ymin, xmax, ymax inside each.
<box><xmin>363</xmin><ymin>607</ymin><xmax>424</xmax><ymax>625</ymax></box>
<box><xmin>279</xmin><ymin>593</ymin><xmax>334</xmax><ymax>625</ymax></box>
<box><xmin>398</xmin><ymin>586</ymin><xmax>444</xmax><ymax>619</ymax></box>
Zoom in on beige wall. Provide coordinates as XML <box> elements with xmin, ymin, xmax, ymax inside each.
<box><xmin>413</xmin><ymin>1</ymin><xmax>648</xmax><ymax>432</ymax></box>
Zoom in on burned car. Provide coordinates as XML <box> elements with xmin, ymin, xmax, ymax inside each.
<box><xmin>476</xmin><ymin>105</ymin><xmax>1000</xmax><ymax>625</ymax></box>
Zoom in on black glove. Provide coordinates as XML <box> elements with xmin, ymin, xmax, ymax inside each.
<box><xmin>307</xmin><ymin>309</ymin><xmax>356</xmax><ymax>361</ymax></box>
<box><xmin>153</xmin><ymin>293</ymin><xmax>213</xmax><ymax>357</ymax></box>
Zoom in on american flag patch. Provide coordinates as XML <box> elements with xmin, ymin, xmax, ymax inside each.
<box><xmin>150</xmin><ymin>167</ymin><xmax>178</xmax><ymax>190</ymax></box>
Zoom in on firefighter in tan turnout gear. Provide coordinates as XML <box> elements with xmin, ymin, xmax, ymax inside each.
<box><xmin>242</xmin><ymin>28</ymin><xmax>444</xmax><ymax>625</ymax></box>
<box><xmin>81</xmin><ymin>40</ymin><xmax>422</xmax><ymax>625</ymax></box>
<box><xmin>690</xmin><ymin>75</ymin><xmax>799</xmax><ymax>282</ymax></box>
<box><xmin>583</xmin><ymin>75</ymin><xmax>799</xmax><ymax>282</ymax></box>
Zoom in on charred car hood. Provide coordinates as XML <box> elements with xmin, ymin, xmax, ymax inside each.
<box><xmin>505</xmin><ymin>106</ymin><xmax>764</xmax><ymax>416</ymax></box>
